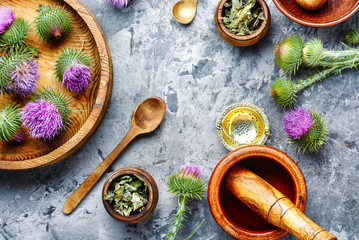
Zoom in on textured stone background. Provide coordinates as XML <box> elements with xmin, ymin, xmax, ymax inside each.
<box><xmin>1</xmin><ymin>0</ymin><xmax>359</xmax><ymax>239</ymax></box>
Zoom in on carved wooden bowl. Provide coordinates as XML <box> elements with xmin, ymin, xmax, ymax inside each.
<box><xmin>273</xmin><ymin>0</ymin><xmax>359</xmax><ymax>27</ymax></box>
<box><xmin>102</xmin><ymin>167</ymin><xmax>159</xmax><ymax>224</ymax></box>
<box><xmin>208</xmin><ymin>145</ymin><xmax>307</xmax><ymax>240</ymax></box>
<box><xmin>0</xmin><ymin>0</ymin><xmax>113</xmax><ymax>170</ymax></box>
<box><xmin>214</xmin><ymin>0</ymin><xmax>271</xmax><ymax>47</ymax></box>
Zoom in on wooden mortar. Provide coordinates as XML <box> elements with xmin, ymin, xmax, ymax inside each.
<box><xmin>208</xmin><ymin>145</ymin><xmax>335</xmax><ymax>240</ymax></box>
<box><xmin>225</xmin><ymin>166</ymin><xmax>337</xmax><ymax>240</ymax></box>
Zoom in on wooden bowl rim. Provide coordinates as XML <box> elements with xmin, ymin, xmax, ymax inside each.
<box><xmin>102</xmin><ymin>167</ymin><xmax>159</xmax><ymax>223</ymax></box>
<box><xmin>0</xmin><ymin>0</ymin><xmax>113</xmax><ymax>170</ymax></box>
<box><xmin>272</xmin><ymin>0</ymin><xmax>359</xmax><ymax>27</ymax></box>
<box><xmin>208</xmin><ymin>145</ymin><xmax>307</xmax><ymax>240</ymax></box>
<box><xmin>215</xmin><ymin>0</ymin><xmax>270</xmax><ymax>42</ymax></box>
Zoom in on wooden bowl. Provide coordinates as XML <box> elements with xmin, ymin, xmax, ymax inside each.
<box><xmin>208</xmin><ymin>145</ymin><xmax>307</xmax><ymax>240</ymax></box>
<box><xmin>0</xmin><ymin>0</ymin><xmax>113</xmax><ymax>170</ymax></box>
<box><xmin>102</xmin><ymin>167</ymin><xmax>159</xmax><ymax>224</ymax></box>
<box><xmin>273</xmin><ymin>0</ymin><xmax>359</xmax><ymax>27</ymax></box>
<box><xmin>214</xmin><ymin>0</ymin><xmax>271</xmax><ymax>47</ymax></box>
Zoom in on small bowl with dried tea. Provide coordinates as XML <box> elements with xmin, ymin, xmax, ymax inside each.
<box><xmin>214</xmin><ymin>0</ymin><xmax>271</xmax><ymax>46</ymax></box>
<box><xmin>102</xmin><ymin>167</ymin><xmax>159</xmax><ymax>224</ymax></box>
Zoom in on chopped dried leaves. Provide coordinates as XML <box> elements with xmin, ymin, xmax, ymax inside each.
<box><xmin>104</xmin><ymin>175</ymin><xmax>149</xmax><ymax>216</ymax></box>
<box><xmin>223</xmin><ymin>0</ymin><xmax>265</xmax><ymax>36</ymax></box>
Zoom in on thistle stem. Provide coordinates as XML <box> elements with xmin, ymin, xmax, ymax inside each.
<box><xmin>165</xmin><ymin>196</ymin><xmax>187</xmax><ymax>240</ymax></box>
<box><xmin>294</xmin><ymin>67</ymin><xmax>338</xmax><ymax>92</ymax></box>
<box><xmin>321</xmin><ymin>49</ymin><xmax>359</xmax><ymax>59</ymax></box>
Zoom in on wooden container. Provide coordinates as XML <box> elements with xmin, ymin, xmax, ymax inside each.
<box><xmin>214</xmin><ymin>0</ymin><xmax>271</xmax><ymax>47</ymax></box>
<box><xmin>273</xmin><ymin>0</ymin><xmax>359</xmax><ymax>27</ymax></box>
<box><xmin>208</xmin><ymin>145</ymin><xmax>307</xmax><ymax>239</ymax></box>
<box><xmin>0</xmin><ymin>0</ymin><xmax>113</xmax><ymax>170</ymax></box>
<box><xmin>102</xmin><ymin>167</ymin><xmax>159</xmax><ymax>224</ymax></box>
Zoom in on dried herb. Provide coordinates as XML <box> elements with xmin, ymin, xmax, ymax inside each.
<box><xmin>222</xmin><ymin>0</ymin><xmax>265</xmax><ymax>36</ymax></box>
<box><xmin>104</xmin><ymin>175</ymin><xmax>149</xmax><ymax>217</ymax></box>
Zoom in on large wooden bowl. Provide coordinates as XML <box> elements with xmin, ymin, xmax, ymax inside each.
<box><xmin>208</xmin><ymin>145</ymin><xmax>307</xmax><ymax>240</ymax></box>
<box><xmin>273</xmin><ymin>0</ymin><xmax>359</xmax><ymax>27</ymax></box>
<box><xmin>0</xmin><ymin>0</ymin><xmax>113</xmax><ymax>170</ymax></box>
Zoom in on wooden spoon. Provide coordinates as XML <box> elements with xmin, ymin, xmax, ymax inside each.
<box><xmin>63</xmin><ymin>97</ymin><xmax>166</xmax><ymax>215</ymax></box>
<box><xmin>172</xmin><ymin>0</ymin><xmax>198</xmax><ymax>24</ymax></box>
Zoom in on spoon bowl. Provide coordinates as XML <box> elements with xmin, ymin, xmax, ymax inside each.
<box><xmin>133</xmin><ymin>97</ymin><xmax>166</xmax><ymax>132</ymax></box>
<box><xmin>172</xmin><ymin>0</ymin><xmax>198</xmax><ymax>24</ymax></box>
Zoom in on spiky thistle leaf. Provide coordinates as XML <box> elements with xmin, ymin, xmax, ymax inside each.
<box><xmin>0</xmin><ymin>103</ymin><xmax>21</xmax><ymax>142</ymax></box>
<box><xmin>54</xmin><ymin>48</ymin><xmax>91</xmax><ymax>82</ymax></box>
<box><xmin>274</xmin><ymin>35</ymin><xmax>305</xmax><ymax>74</ymax></box>
<box><xmin>0</xmin><ymin>49</ymin><xmax>32</xmax><ymax>93</ymax></box>
<box><xmin>35</xmin><ymin>4</ymin><xmax>72</xmax><ymax>43</ymax></box>
<box><xmin>32</xmin><ymin>88</ymin><xmax>72</xmax><ymax>128</ymax></box>
<box><xmin>270</xmin><ymin>77</ymin><xmax>297</xmax><ymax>108</ymax></box>
<box><xmin>345</xmin><ymin>28</ymin><xmax>359</xmax><ymax>45</ymax></box>
<box><xmin>288</xmin><ymin>112</ymin><xmax>327</xmax><ymax>152</ymax></box>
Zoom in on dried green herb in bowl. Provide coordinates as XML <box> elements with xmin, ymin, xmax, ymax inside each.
<box><xmin>104</xmin><ymin>174</ymin><xmax>149</xmax><ymax>217</ymax></box>
<box><xmin>223</xmin><ymin>0</ymin><xmax>266</xmax><ymax>36</ymax></box>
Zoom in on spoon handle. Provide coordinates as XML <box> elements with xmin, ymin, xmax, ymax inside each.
<box><xmin>63</xmin><ymin>126</ymin><xmax>139</xmax><ymax>215</ymax></box>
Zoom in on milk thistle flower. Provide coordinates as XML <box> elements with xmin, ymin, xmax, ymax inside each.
<box><xmin>283</xmin><ymin>107</ymin><xmax>314</xmax><ymax>139</ymax></box>
<box><xmin>0</xmin><ymin>49</ymin><xmax>32</xmax><ymax>93</ymax></box>
<box><xmin>107</xmin><ymin>0</ymin><xmax>130</xmax><ymax>8</ymax></box>
<box><xmin>21</xmin><ymin>88</ymin><xmax>71</xmax><ymax>140</ymax></box>
<box><xmin>283</xmin><ymin>107</ymin><xmax>327</xmax><ymax>152</ymax></box>
<box><xmin>0</xmin><ymin>7</ymin><xmax>15</xmax><ymax>34</ymax></box>
<box><xmin>165</xmin><ymin>165</ymin><xmax>206</xmax><ymax>240</ymax></box>
<box><xmin>274</xmin><ymin>35</ymin><xmax>305</xmax><ymax>74</ymax></box>
<box><xmin>54</xmin><ymin>49</ymin><xmax>91</xmax><ymax>93</ymax></box>
<box><xmin>0</xmin><ymin>103</ymin><xmax>22</xmax><ymax>142</ymax></box>
<box><xmin>62</xmin><ymin>60</ymin><xmax>91</xmax><ymax>93</ymax></box>
<box><xmin>8</xmin><ymin>58</ymin><xmax>39</xmax><ymax>98</ymax></box>
<box><xmin>35</xmin><ymin>5</ymin><xmax>72</xmax><ymax>43</ymax></box>
<box><xmin>0</xmin><ymin>17</ymin><xmax>37</xmax><ymax>56</ymax></box>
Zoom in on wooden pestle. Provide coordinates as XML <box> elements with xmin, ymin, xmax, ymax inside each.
<box><xmin>225</xmin><ymin>166</ymin><xmax>337</xmax><ymax>240</ymax></box>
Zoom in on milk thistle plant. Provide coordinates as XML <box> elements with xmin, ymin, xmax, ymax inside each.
<box><xmin>271</xmin><ymin>34</ymin><xmax>359</xmax><ymax>108</ymax></box>
<box><xmin>283</xmin><ymin>107</ymin><xmax>327</xmax><ymax>152</ymax></box>
<box><xmin>0</xmin><ymin>49</ymin><xmax>39</xmax><ymax>96</ymax></box>
<box><xmin>21</xmin><ymin>88</ymin><xmax>71</xmax><ymax>141</ymax></box>
<box><xmin>165</xmin><ymin>165</ymin><xmax>206</xmax><ymax>240</ymax></box>
<box><xmin>0</xmin><ymin>17</ymin><xmax>37</xmax><ymax>56</ymax></box>
<box><xmin>54</xmin><ymin>49</ymin><xmax>92</xmax><ymax>93</ymax></box>
<box><xmin>0</xmin><ymin>103</ymin><xmax>23</xmax><ymax>143</ymax></box>
<box><xmin>35</xmin><ymin>5</ymin><xmax>72</xmax><ymax>43</ymax></box>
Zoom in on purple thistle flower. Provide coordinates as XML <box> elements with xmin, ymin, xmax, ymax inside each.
<box><xmin>283</xmin><ymin>107</ymin><xmax>315</xmax><ymax>139</ymax></box>
<box><xmin>107</xmin><ymin>0</ymin><xmax>130</xmax><ymax>8</ymax></box>
<box><xmin>21</xmin><ymin>99</ymin><xmax>63</xmax><ymax>141</ymax></box>
<box><xmin>182</xmin><ymin>165</ymin><xmax>203</xmax><ymax>178</ymax></box>
<box><xmin>62</xmin><ymin>60</ymin><xmax>91</xmax><ymax>93</ymax></box>
<box><xmin>8</xmin><ymin>58</ymin><xmax>39</xmax><ymax>98</ymax></box>
<box><xmin>0</xmin><ymin>7</ymin><xmax>15</xmax><ymax>34</ymax></box>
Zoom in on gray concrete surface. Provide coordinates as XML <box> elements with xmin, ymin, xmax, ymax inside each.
<box><xmin>1</xmin><ymin>0</ymin><xmax>359</xmax><ymax>239</ymax></box>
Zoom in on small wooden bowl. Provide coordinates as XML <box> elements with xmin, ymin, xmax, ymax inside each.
<box><xmin>214</xmin><ymin>0</ymin><xmax>271</xmax><ymax>47</ymax></box>
<box><xmin>208</xmin><ymin>145</ymin><xmax>307</xmax><ymax>240</ymax></box>
<box><xmin>102</xmin><ymin>167</ymin><xmax>159</xmax><ymax>224</ymax></box>
<box><xmin>273</xmin><ymin>0</ymin><xmax>359</xmax><ymax>27</ymax></box>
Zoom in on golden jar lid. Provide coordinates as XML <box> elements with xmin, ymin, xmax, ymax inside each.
<box><xmin>217</xmin><ymin>103</ymin><xmax>270</xmax><ymax>151</ymax></box>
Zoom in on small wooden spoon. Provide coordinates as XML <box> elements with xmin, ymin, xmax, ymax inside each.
<box><xmin>172</xmin><ymin>0</ymin><xmax>198</xmax><ymax>24</ymax></box>
<box><xmin>63</xmin><ymin>97</ymin><xmax>166</xmax><ymax>215</ymax></box>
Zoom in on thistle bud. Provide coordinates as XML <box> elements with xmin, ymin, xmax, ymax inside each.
<box><xmin>275</xmin><ymin>35</ymin><xmax>305</xmax><ymax>74</ymax></box>
<box><xmin>35</xmin><ymin>5</ymin><xmax>72</xmax><ymax>43</ymax></box>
